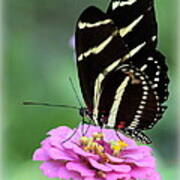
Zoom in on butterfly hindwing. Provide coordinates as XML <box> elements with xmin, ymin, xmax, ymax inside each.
<box><xmin>97</xmin><ymin>64</ymin><xmax>161</xmax><ymax>129</ymax></box>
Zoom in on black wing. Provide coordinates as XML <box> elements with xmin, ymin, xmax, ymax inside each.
<box><xmin>129</xmin><ymin>50</ymin><xmax>169</xmax><ymax>104</ymax></box>
<box><xmin>75</xmin><ymin>2</ymin><xmax>169</xmax><ymax>138</ymax></box>
<box><xmin>97</xmin><ymin>64</ymin><xmax>164</xmax><ymax>130</ymax></box>
<box><xmin>107</xmin><ymin>0</ymin><xmax>157</xmax><ymax>51</ymax></box>
<box><xmin>75</xmin><ymin>6</ymin><xmax>129</xmax><ymax>119</ymax></box>
<box><xmin>107</xmin><ymin>0</ymin><xmax>169</xmax><ymax>106</ymax></box>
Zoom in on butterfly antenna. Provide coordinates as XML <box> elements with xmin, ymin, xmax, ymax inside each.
<box><xmin>68</xmin><ymin>77</ymin><xmax>83</xmax><ymax>107</ymax></box>
<box><xmin>83</xmin><ymin>118</ymin><xmax>95</xmax><ymax>136</ymax></box>
<box><xmin>23</xmin><ymin>102</ymin><xmax>80</xmax><ymax>110</ymax></box>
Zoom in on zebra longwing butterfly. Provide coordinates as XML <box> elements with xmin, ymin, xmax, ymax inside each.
<box><xmin>75</xmin><ymin>0</ymin><xmax>169</xmax><ymax>144</ymax></box>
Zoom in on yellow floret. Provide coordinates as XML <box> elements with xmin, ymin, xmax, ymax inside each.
<box><xmin>111</xmin><ymin>140</ymin><xmax>128</xmax><ymax>156</ymax></box>
<box><xmin>93</xmin><ymin>132</ymin><xmax>104</xmax><ymax>140</ymax></box>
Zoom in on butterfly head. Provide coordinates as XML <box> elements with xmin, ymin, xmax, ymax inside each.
<box><xmin>79</xmin><ymin>107</ymin><xmax>93</xmax><ymax>119</ymax></box>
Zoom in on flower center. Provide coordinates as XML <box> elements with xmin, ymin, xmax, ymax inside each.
<box><xmin>80</xmin><ymin>133</ymin><xmax>107</xmax><ymax>161</ymax></box>
<box><xmin>80</xmin><ymin>132</ymin><xmax>128</xmax><ymax>159</ymax></box>
<box><xmin>110</xmin><ymin>140</ymin><xmax>128</xmax><ymax>156</ymax></box>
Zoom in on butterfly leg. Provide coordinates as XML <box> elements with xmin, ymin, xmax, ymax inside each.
<box><xmin>61</xmin><ymin>123</ymin><xmax>81</xmax><ymax>144</ymax></box>
<box><xmin>115</xmin><ymin>129</ymin><xmax>123</xmax><ymax>141</ymax></box>
<box><xmin>81</xmin><ymin>115</ymin><xmax>87</xmax><ymax>136</ymax></box>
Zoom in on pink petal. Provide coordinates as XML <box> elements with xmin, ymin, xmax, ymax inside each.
<box><xmin>48</xmin><ymin>147</ymin><xmax>77</xmax><ymax>161</ymax></box>
<box><xmin>40</xmin><ymin>137</ymin><xmax>51</xmax><ymax>148</ymax></box>
<box><xmin>57</xmin><ymin>164</ymin><xmax>83</xmax><ymax>180</ymax></box>
<box><xmin>106</xmin><ymin>172</ymin><xmax>130</xmax><ymax>180</ymax></box>
<box><xmin>78</xmin><ymin>124</ymin><xmax>103</xmax><ymax>138</ymax></box>
<box><xmin>33</xmin><ymin>148</ymin><xmax>50</xmax><ymax>161</ymax></box>
<box><xmin>66</xmin><ymin>162</ymin><xmax>95</xmax><ymax>177</ymax></box>
<box><xmin>102</xmin><ymin>128</ymin><xmax>119</xmax><ymax>141</ymax></box>
<box><xmin>106</xmin><ymin>154</ymin><xmax>124</xmax><ymax>163</ymax></box>
<box><xmin>40</xmin><ymin>161</ymin><xmax>62</xmax><ymax>178</ymax></box>
<box><xmin>125</xmin><ymin>156</ymin><xmax>156</xmax><ymax>168</ymax></box>
<box><xmin>85</xmin><ymin>177</ymin><xmax>104</xmax><ymax>180</ymax></box>
<box><xmin>107</xmin><ymin>164</ymin><xmax>131</xmax><ymax>173</ymax></box>
<box><xmin>48</xmin><ymin>135</ymin><xmax>63</xmax><ymax>149</ymax></box>
<box><xmin>64</xmin><ymin>142</ymin><xmax>98</xmax><ymax>159</ymax></box>
<box><xmin>48</xmin><ymin>126</ymin><xmax>73</xmax><ymax>138</ymax></box>
<box><xmin>122</xmin><ymin>145</ymin><xmax>152</xmax><ymax>159</ymax></box>
<box><xmin>102</xmin><ymin>129</ymin><xmax>136</xmax><ymax>147</ymax></box>
<box><xmin>131</xmin><ymin>166</ymin><xmax>156</xmax><ymax>179</ymax></box>
<box><xmin>122</xmin><ymin>152</ymin><xmax>145</xmax><ymax>160</ymax></box>
<box><xmin>138</xmin><ymin>145</ymin><xmax>153</xmax><ymax>153</ymax></box>
<box><xmin>33</xmin><ymin>125</ymin><xmax>160</xmax><ymax>180</ymax></box>
<box><xmin>88</xmin><ymin>158</ymin><xmax>112</xmax><ymax>172</ymax></box>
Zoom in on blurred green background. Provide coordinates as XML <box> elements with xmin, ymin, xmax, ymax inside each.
<box><xmin>4</xmin><ymin>0</ymin><xmax>178</xmax><ymax>179</ymax></box>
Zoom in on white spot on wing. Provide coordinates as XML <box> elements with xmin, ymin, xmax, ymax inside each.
<box><xmin>140</xmin><ymin>64</ymin><xmax>147</xmax><ymax>71</ymax></box>
<box><xmin>152</xmin><ymin>84</ymin><xmax>158</xmax><ymax>88</ymax></box>
<box><xmin>147</xmin><ymin>57</ymin><xmax>153</xmax><ymax>61</ymax></box>
<box><xmin>112</xmin><ymin>0</ymin><xmax>137</xmax><ymax>9</ymax></box>
<box><xmin>154</xmin><ymin>78</ymin><xmax>159</xmax><ymax>82</ymax></box>
<box><xmin>141</xmin><ymin>101</ymin><xmax>146</xmax><ymax>105</ymax></box>
<box><xmin>143</xmin><ymin>91</ymin><xmax>148</xmax><ymax>95</ymax></box>
<box><xmin>143</xmin><ymin>86</ymin><xmax>149</xmax><ymax>90</ymax></box>
<box><xmin>78</xmin><ymin>19</ymin><xmax>112</xmax><ymax>29</ymax></box>
<box><xmin>140</xmin><ymin>76</ymin><xmax>145</xmax><ymax>80</ymax></box>
<box><xmin>142</xmin><ymin>96</ymin><xmax>148</xmax><ymax>100</ymax></box>
<box><xmin>137</xmin><ymin>110</ymin><xmax>143</xmax><ymax>114</ymax></box>
<box><xmin>139</xmin><ymin>105</ymin><xmax>145</xmax><ymax>109</ymax></box>
<box><xmin>152</xmin><ymin>35</ymin><xmax>157</xmax><ymax>41</ymax></box>
<box><xmin>156</xmin><ymin>71</ymin><xmax>160</xmax><ymax>76</ymax></box>
<box><xmin>135</xmin><ymin>115</ymin><xmax>141</xmax><ymax>118</ymax></box>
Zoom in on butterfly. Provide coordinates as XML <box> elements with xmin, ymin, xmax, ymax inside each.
<box><xmin>75</xmin><ymin>0</ymin><xmax>169</xmax><ymax>144</ymax></box>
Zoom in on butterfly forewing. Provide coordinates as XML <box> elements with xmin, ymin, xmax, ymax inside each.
<box><xmin>107</xmin><ymin>0</ymin><xmax>157</xmax><ymax>51</ymax></box>
<box><xmin>75</xmin><ymin>6</ymin><xmax>129</xmax><ymax>116</ymax></box>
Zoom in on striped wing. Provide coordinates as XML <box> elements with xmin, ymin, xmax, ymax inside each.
<box><xmin>107</xmin><ymin>0</ymin><xmax>157</xmax><ymax>51</ymax></box>
<box><xmin>75</xmin><ymin>2</ymin><xmax>169</xmax><ymax>139</ymax></box>
<box><xmin>97</xmin><ymin>64</ymin><xmax>164</xmax><ymax>131</ymax></box>
<box><xmin>75</xmin><ymin>6</ymin><xmax>129</xmax><ymax>117</ymax></box>
<box><xmin>107</xmin><ymin>0</ymin><xmax>169</xmax><ymax>107</ymax></box>
<box><xmin>129</xmin><ymin>50</ymin><xmax>169</xmax><ymax>104</ymax></box>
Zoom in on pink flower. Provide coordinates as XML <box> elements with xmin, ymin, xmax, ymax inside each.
<box><xmin>33</xmin><ymin>125</ymin><xmax>161</xmax><ymax>180</ymax></box>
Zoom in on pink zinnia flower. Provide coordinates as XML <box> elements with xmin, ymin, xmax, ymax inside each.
<box><xmin>33</xmin><ymin>125</ymin><xmax>160</xmax><ymax>180</ymax></box>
